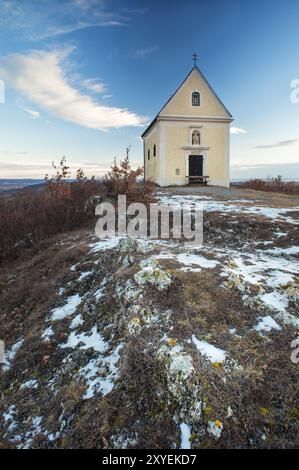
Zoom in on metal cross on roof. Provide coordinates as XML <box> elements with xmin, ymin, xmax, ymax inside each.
<box><xmin>192</xmin><ymin>52</ymin><xmax>198</xmax><ymax>66</ymax></box>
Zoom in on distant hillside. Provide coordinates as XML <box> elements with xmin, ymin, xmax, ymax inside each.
<box><xmin>0</xmin><ymin>179</ymin><xmax>46</xmax><ymax>195</ymax></box>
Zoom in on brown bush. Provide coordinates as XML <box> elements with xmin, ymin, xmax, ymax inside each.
<box><xmin>103</xmin><ymin>156</ymin><xmax>156</xmax><ymax>203</ymax></box>
<box><xmin>0</xmin><ymin>159</ymin><xmax>103</xmax><ymax>264</ymax></box>
<box><xmin>0</xmin><ymin>157</ymin><xmax>156</xmax><ymax>265</ymax></box>
<box><xmin>239</xmin><ymin>176</ymin><xmax>299</xmax><ymax>195</ymax></box>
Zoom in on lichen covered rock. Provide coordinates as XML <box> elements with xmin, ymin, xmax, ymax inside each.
<box><xmin>134</xmin><ymin>259</ymin><xmax>172</xmax><ymax>292</ymax></box>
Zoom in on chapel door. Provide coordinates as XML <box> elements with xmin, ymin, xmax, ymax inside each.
<box><xmin>189</xmin><ymin>155</ymin><xmax>203</xmax><ymax>177</ymax></box>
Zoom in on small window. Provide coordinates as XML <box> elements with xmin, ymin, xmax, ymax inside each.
<box><xmin>192</xmin><ymin>130</ymin><xmax>201</xmax><ymax>146</ymax></box>
<box><xmin>192</xmin><ymin>91</ymin><xmax>200</xmax><ymax>106</ymax></box>
<box><xmin>153</xmin><ymin>144</ymin><xmax>156</xmax><ymax>157</ymax></box>
<box><xmin>175</xmin><ymin>168</ymin><xmax>180</xmax><ymax>175</ymax></box>
<box><xmin>148</xmin><ymin>149</ymin><xmax>150</xmax><ymax>160</ymax></box>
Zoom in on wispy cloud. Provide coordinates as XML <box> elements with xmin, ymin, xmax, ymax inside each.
<box><xmin>0</xmin><ymin>47</ymin><xmax>147</xmax><ymax>130</ymax></box>
<box><xmin>254</xmin><ymin>139</ymin><xmax>299</xmax><ymax>149</ymax></box>
<box><xmin>22</xmin><ymin>107</ymin><xmax>41</xmax><ymax>119</ymax></box>
<box><xmin>35</xmin><ymin>21</ymin><xmax>127</xmax><ymax>41</ymax></box>
<box><xmin>0</xmin><ymin>0</ymin><xmax>130</xmax><ymax>40</ymax></box>
<box><xmin>126</xmin><ymin>46</ymin><xmax>159</xmax><ymax>59</ymax></box>
<box><xmin>230</xmin><ymin>127</ymin><xmax>247</xmax><ymax>135</ymax></box>
<box><xmin>72</xmin><ymin>0</ymin><xmax>98</xmax><ymax>11</ymax></box>
<box><xmin>81</xmin><ymin>78</ymin><xmax>106</xmax><ymax>94</ymax></box>
<box><xmin>121</xmin><ymin>7</ymin><xmax>149</xmax><ymax>15</ymax></box>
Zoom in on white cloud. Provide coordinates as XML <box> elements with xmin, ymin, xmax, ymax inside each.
<box><xmin>126</xmin><ymin>46</ymin><xmax>159</xmax><ymax>59</ymax></box>
<box><xmin>35</xmin><ymin>20</ymin><xmax>126</xmax><ymax>40</ymax></box>
<box><xmin>0</xmin><ymin>0</ymin><xmax>129</xmax><ymax>40</ymax></box>
<box><xmin>82</xmin><ymin>78</ymin><xmax>106</xmax><ymax>94</ymax></box>
<box><xmin>121</xmin><ymin>8</ymin><xmax>149</xmax><ymax>15</ymax></box>
<box><xmin>72</xmin><ymin>0</ymin><xmax>96</xmax><ymax>10</ymax></box>
<box><xmin>254</xmin><ymin>139</ymin><xmax>299</xmax><ymax>149</ymax></box>
<box><xmin>22</xmin><ymin>107</ymin><xmax>41</xmax><ymax>119</ymax></box>
<box><xmin>230</xmin><ymin>127</ymin><xmax>247</xmax><ymax>135</ymax></box>
<box><xmin>0</xmin><ymin>48</ymin><xmax>147</xmax><ymax>130</ymax></box>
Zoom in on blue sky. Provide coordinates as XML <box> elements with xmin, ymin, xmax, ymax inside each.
<box><xmin>0</xmin><ymin>0</ymin><xmax>299</xmax><ymax>179</ymax></box>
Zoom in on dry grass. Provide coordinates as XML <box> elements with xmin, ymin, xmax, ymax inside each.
<box><xmin>0</xmin><ymin>229</ymin><xmax>91</xmax><ymax>352</ymax></box>
<box><xmin>238</xmin><ymin>176</ymin><xmax>299</xmax><ymax>195</ymax></box>
<box><xmin>1</xmin><ymin>233</ymin><xmax>298</xmax><ymax>449</ymax></box>
<box><xmin>1</xmin><ymin>185</ymin><xmax>298</xmax><ymax>449</ymax></box>
<box><xmin>162</xmin><ymin>268</ymin><xmax>299</xmax><ymax>449</ymax></box>
<box><xmin>0</xmin><ymin>157</ymin><xmax>156</xmax><ymax>266</ymax></box>
<box><xmin>0</xmin><ymin>180</ymin><xmax>103</xmax><ymax>265</ymax></box>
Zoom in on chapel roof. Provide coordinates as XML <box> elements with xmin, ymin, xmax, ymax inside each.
<box><xmin>141</xmin><ymin>65</ymin><xmax>232</xmax><ymax>139</ymax></box>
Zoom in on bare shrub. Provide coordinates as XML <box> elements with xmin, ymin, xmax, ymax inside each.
<box><xmin>0</xmin><ymin>159</ymin><xmax>103</xmax><ymax>264</ymax></box>
<box><xmin>0</xmin><ymin>156</ymin><xmax>156</xmax><ymax>265</ymax></box>
<box><xmin>239</xmin><ymin>176</ymin><xmax>299</xmax><ymax>195</ymax></box>
<box><xmin>103</xmin><ymin>156</ymin><xmax>156</xmax><ymax>203</ymax></box>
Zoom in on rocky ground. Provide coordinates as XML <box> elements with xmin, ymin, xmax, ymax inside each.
<box><xmin>0</xmin><ymin>187</ymin><xmax>298</xmax><ymax>449</ymax></box>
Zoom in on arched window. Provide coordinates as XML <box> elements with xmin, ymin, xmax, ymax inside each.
<box><xmin>192</xmin><ymin>91</ymin><xmax>200</xmax><ymax>106</ymax></box>
<box><xmin>175</xmin><ymin>168</ymin><xmax>180</xmax><ymax>175</ymax></box>
<box><xmin>192</xmin><ymin>130</ymin><xmax>201</xmax><ymax>146</ymax></box>
<box><xmin>153</xmin><ymin>144</ymin><xmax>156</xmax><ymax>157</ymax></box>
<box><xmin>148</xmin><ymin>149</ymin><xmax>150</xmax><ymax>160</ymax></box>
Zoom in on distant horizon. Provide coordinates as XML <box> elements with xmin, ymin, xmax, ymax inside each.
<box><xmin>1</xmin><ymin>171</ymin><xmax>299</xmax><ymax>183</ymax></box>
<box><xmin>0</xmin><ymin>160</ymin><xmax>299</xmax><ymax>181</ymax></box>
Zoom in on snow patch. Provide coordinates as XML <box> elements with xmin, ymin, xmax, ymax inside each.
<box><xmin>158</xmin><ymin>194</ymin><xmax>299</xmax><ymax>225</ymax></box>
<box><xmin>154</xmin><ymin>251</ymin><xmax>218</xmax><ymax>272</ymax></box>
<box><xmin>61</xmin><ymin>325</ymin><xmax>108</xmax><ymax>353</ymax></box>
<box><xmin>79</xmin><ymin>344</ymin><xmax>123</xmax><ymax>399</ymax></box>
<box><xmin>51</xmin><ymin>294</ymin><xmax>81</xmax><ymax>321</ymax></box>
<box><xmin>180</xmin><ymin>423</ymin><xmax>191</xmax><ymax>449</ymax></box>
<box><xmin>266</xmin><ymin>246</ymin><xmax>299</xmax><ymax>256</ymax></box>
<box><xmin>260</xmin><ymin>292</ymin><xmax>288</xmax><ymax>313</ymax></box>
<box><xmin>192</xmin><ymin>335</ymin><xmax>226</xmax><ymax>363</ymax></box>
<box><xmin>3</xmin><ymin>339</ymin><xmax>24</xmax><ymax>371</ymax></box>
<box><xmin>89</xmin><ymin>238</ymin><xmax>120</xmax><ymax>253</ymax></box>
<box><xmin>254</xmin><ymin>316</ymin><xmax>282</xmax><ymax>333</ymax></box>
<box><xmin>176</xmin><ymin>253</ymin><xmax>218</xmax><ymax>270</ymax></box>
<box><xmin>266</xmin><ymin>271</ymin><xmax>294</xmax><ymax>288</ymax></box>
<box><xmin>77</xmin><ymin>271</ymin><xmax>93</xmax><ymax>282</ymax></box>
<box><xmin>20</xmin><ymin>379</ymin><xmax>38</xmax><ymax>390</ymax></box>
<box><xmin>41</xmin><ymin>326</ymin><xmax>54</xmax><ymax>341</ymax></box>
<box><xmin>70</xmin><ymin>314</ymin><xmax>84</xmax><ymax>329</ymax></box>
<box><xmin>3</xmin><ymin>405</ymin><xmax>16</xmax><ymax>423</ymax></box>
